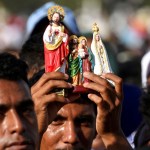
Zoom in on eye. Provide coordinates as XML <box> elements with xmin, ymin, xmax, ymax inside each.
<box><xmin>51</xmin><ymin>115</ymin><xmax>65</xmax><ymax>126</ymax></box>
<box><xmin>0</xmin><ymin>107</ymin><xmax>7</xmax><ymax>121</ymax></box>
<box><xmin>77</xmin><ymin>116</ymin><xmax>94</xmax><ymax>127</ymax></box>
<box><xmin>0</xmin><ymin>111</ymin><xmax>5</xmax><ymax>120</ymax></box>
<box><xmin>20</xmin><ymin>105</ymin><xmax>34</xmax><ymax>116</ymax></box>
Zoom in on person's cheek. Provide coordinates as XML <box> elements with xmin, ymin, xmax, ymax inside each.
<box><xmin>81</xmin><ymin>127</ymin><xmax>96</xmax><ymax>148</ymax></box>
<box><xmin>42</xmin><ymin>124</ymin><xmax>64</xmax><ymax>148</ymax></box>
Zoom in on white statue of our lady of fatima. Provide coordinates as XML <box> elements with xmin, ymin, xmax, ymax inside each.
<box><xmin>91</xmin><ymin>23</ymin><xmax>113</xmax><ymax>75</ymax></box>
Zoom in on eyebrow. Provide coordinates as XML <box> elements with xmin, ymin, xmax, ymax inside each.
<box><xmin>53</xmin><ymin>113</ymin><xmax>95</xmax><ymax>121</ymax></box>
<box><xmin>77</xmin><ymin>114</ymin><xmax>96</xmax><ymax>120</ymax></box>
<box><xmin>53</xmin><ymin>114</ymin><xmax>66</xmax><ymax>121</ymax></box>
<box><xmin>17</xmin><ymin>99</ymin><xmax>34</xmax><ymax>108</ymax></box>
<box><xmin>0</xmin><ymin>104</ymin><xmax>8</xmax><ymax>113</ymax></box>
<box><xmin>0</xmin><ymin>99</ymin><xmax>34</xmax><ymax>111</ymax></box>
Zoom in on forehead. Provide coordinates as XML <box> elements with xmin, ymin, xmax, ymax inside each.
<box><xmin>82</xmin><ymin>39</ymin><xmax>86</xmax><ymax>42</ymax></box>
<box><xmin>53</xmin><ymin>13</ymin><xmax>59</xmax><ymax>17</ymax></box>
<box><xmin>57</xmin><ymin>102</ymin><xmax>96</xmax><ymax>118</ymax></box>
<box><xmin>0</xmin><ymin>79</ymin><xmax>31</xmax><ymax>106</ymax></box>
<box><xmin>73</xmin><ymin>38</ymin><xmax>78</xmax><ymax>41</ymax></box>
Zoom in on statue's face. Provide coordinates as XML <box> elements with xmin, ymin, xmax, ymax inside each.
<box><xmin>52</xmin><ymin>13</ymin><xmax>60</xmax><ymax>23</ymax></box>
<box><xmin>73</xmin><ymin>38</ymin><xmax>78</xmax><ymax>44</ymax></box>
<box><xmin>81</xmin><ymin>39</ymin><xmax>87</xmax><ymax>47</ymax></box>
<box><xmin>95</xmin><ymin>34</ymin><xmax>100</xmax><ymax>41</ymax></box>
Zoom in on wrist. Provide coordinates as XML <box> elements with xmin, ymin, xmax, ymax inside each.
<box><xmin>100</xmin><ymin>131</ymin><xmax>132</xmax><ymax>150</ymax></box>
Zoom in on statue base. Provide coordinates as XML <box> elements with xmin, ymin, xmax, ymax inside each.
<box><xmin>72</xmin><ymin>85</ymin><xmax>90</xmax><ymax>93</ymax></box>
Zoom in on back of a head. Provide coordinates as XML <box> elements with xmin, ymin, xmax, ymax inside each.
<box><xmin>0</xmin><ymin>52</ymin><xmax>29</xmax><ymax>84</ymax></box>
<box><xmin>139</xmin><ymin>91</ymin><xmax>150</xmax><ymax>126</ymax></box>
<box><xmin>134</xmin><ymin>120</ymin><xmax>150</xmax><ymax>148</ymax></box>
<box><xmin>20</xmin><ymin>33</ymin><xmax>44</xmax><ymax>71</ymax></box>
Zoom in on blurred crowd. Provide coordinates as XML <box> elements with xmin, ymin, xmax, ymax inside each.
<box><xmin>1</xmin><ymin>1</ymin><xmax>150</xmax><ymax>85</ymax></box>
<box><xmin>0</xmin><ymin>1</ymin><xmax>150</xmax><ymax>149</ymax></box>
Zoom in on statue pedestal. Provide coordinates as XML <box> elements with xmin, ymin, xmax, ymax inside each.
<box><xmin>72</xmin><ymin>85</ymin><xmax>90</xmax><ymax>93</ymax></box>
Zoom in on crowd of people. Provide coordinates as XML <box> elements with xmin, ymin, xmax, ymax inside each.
<box><xmin>0</xmin><ymin>1</ymin><xmax>150</xmax><ymax>150</ymax></box>
<box><xmin>0</xmin><ymin>52</ymin><xmax>132</xmax><ymax>150</ymax></box>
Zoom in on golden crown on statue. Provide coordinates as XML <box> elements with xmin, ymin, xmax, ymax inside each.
<box><xmin>47</xmin><ymin>5</ymin><xmax>65</xmax><ymax>21</ymax></box>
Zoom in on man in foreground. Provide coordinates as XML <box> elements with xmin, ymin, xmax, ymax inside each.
<box><xmin>31</xmin><ymin>70</ymin><xmax>132</xmax><ymax>150</ymax></box>
<box><xmin>0</xmin><ymin>53</ymin><xmax>39</xmax><ymax>150</ymax></box>
<box><xmin>0</xmin><ymin>52</ymin><xmax>132</xmax><ymax>150</ymax></box>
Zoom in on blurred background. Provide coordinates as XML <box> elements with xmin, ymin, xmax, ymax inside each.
<box><xmin>1</xmin><ymin>0</ymin><xmax>150</xmax><ymax>86</ymax></box>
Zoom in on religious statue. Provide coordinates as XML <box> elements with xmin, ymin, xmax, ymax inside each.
<box><xmin>78</xmin><ymin>36</ymin><xmax>94</xmax><ymax>83</ymax></box>
<box><xmin>68</xmin><ymin>35</ymin><xmax>81</xmax><ymax>86</ymax></box>
<box><xmin>43</xmin><ymin>5</ymin><xmax>69</xmax><ymax>73</ymax></box>
<box><xmin>91</xmin><ymin>23</ymin><xmax>113</xmax><ymax>75</ymax></box>
<box><xmin>43</xmin><ymin>5</ymin><xmax>114</xmax><ymax>94</ymax></box>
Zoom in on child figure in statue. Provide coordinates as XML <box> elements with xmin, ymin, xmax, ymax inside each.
<box><xmin>78</xmin><ymin>36</ymin><xmax>94</xmax><ymax>83</ymax></box>
<box><xmin>91</xmin><ymin>23</ymin><xmax>113</xmax><ymax>75</ymax></box>
<box><xmin>43</xmin><ymin>5</ymin><xmax>69</xmax><ymax>73</ymax></box>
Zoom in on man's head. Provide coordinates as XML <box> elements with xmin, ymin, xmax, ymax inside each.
<box><xmin>139</xmin><ymin>90</ymin><xmax>150</xmax><ymax>126</ymax></box>
<box><xmin>134</xmin><ymin>90</ymin><xmax>150</xmax><ymax>148</ymax></box>
<box><xmin>0</xmin><ymin>53</ymin><xmax>38</xmax><ymax>149</ymax></box>
<box><xmin>20</xmin><ymin>33</ymin><xmax>44</xmax><ymax>79</ymax></box>
<box><xmin>30</xmin><ymin>69</ymin><xmax>97</xmax><ymax>150</ymax></box>
<box><xmin>40</xmin><ymin>94</ymin><xmax>97</xmax><ymax>150</ymax></box>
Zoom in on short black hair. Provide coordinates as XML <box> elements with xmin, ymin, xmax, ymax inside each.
<box><xmin>139</xmin><ymin>90</ymin><xmax>150</xmax><ymax>127</ymax></box>
<box><xmin>20</xmin><ymin>33</ymin><xmax>44</xmax><ymax>70</ymax></box>
<box><xmin>134</xmin><ymin>120</ymin><xmax>150</xmax><ymax>148</ymax></box>
<box><xmin>133</xmin><ymin>89</ymin><xmax>150</xmax><ymax>148</ymax></box>
<box><xmin>29</xmin><ymin>69</ymin><xmax>45</xmax><ymax>87</ymax></box>
<box><xmin>0</xmin><ymin>52</ymin><xmax>29</xmax><ymax>84</ymax></box>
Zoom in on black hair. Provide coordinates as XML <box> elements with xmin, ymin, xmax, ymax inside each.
<box><xmin>20</xmin><ymin>33</ymin><xmax>44</xmax><ymax>71</ymax></box>
<box><xmin>134</xmin><ymin>120</ymin><xmax>150</xmax><ymax>148</ymax></box>
<box><xmin>139</xmin><ymin>90</ymin><xmax>150</xmax><ymax>126</ymax></box>
<box><xmin>0</xmin><ymin>52</ymin><xmax>29</xmax><ymax>84</ymax></box>
<box><xmin>75</xmin><ymin>94</ymin><xmax>97</xmax><ymax>115</ymax></box>
<box><xmin>29</xmin><ymin>17</ymin><xmax>49</xmax><ymax>38</ymax></box>
<box><xmin>133</xmin><ymin>89</ymin><xmax>150</xmax><ymax>148</ymax></box>
<box><xmin>29</xmin><ymin>68</ymin><xmax>45</xmax><ymax>87</ymax></box>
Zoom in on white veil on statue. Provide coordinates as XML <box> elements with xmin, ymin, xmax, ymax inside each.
<box><xmin>91</xmin><ymin>23</ymin><xmax>113</xmax><ymax>75</ymax></box>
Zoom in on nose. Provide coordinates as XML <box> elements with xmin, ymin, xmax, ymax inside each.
<box><xmin>55</xmin><ymin>17</ymin><xmax>59</xmax><ymax>21</ymax></box>
<box><xmin>62</xmin><ymin>121</ymin><xmax>79</xmax><ymax>145</ymax></box>
<box><xmin>7</xmin><ymin>109</ymin><xmax>25</xmax><ymax>134</ymax></box>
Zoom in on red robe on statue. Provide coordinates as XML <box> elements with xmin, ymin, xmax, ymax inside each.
<box><xmin>43</xmin><ymin>25</ymin><xmax>69</xmax><ymax>73</ymax></box>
